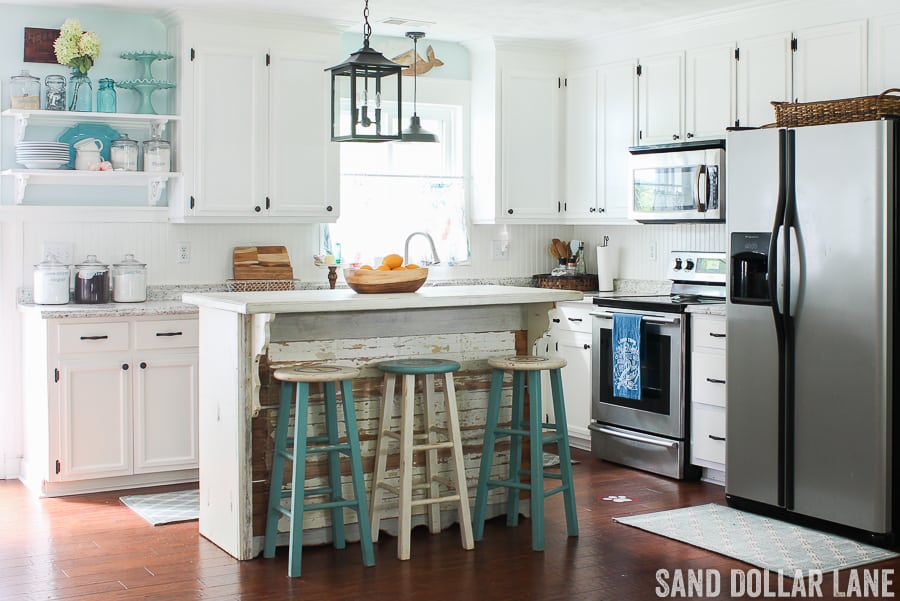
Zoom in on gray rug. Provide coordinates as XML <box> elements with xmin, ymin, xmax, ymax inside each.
<box><xmin>614</xmin><ymin>503</ymin><xmax>897</xmax><ymax>576</ymax></box>
<box><xmin>120</xmin><ymin>488</ymin><xmax>199</xmax><ymax>526</ymax></box>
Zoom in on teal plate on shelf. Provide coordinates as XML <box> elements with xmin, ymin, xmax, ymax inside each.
<box><xmin>57</xmin><ymin>123</ymin><xmax>121</xmax><ymax>168</ymax></box>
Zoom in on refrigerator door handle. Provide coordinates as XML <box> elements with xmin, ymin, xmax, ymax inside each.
<box><xmin>788</xmin><ymin>226</ymin><xmax>801</xmax><ymax>316</ymax></box>
<box><xmin>774</xmin><ymin>225</ymin><xmax>786</xmax><ymax>314</ymax></box>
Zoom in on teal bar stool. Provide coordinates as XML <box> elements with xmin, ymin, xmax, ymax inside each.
<box><xmin>370</xmin><ymin>358</ymin><xmax>475</xmax><ymax>560</ymax></box>
<box><xmin>263</xmin><ymin>364</ymin><xmax>375</xmax><ymax>577</ymax></box>
<box><xmin>472</xmin><ymin>355</ymin><xmax>579</xmax><ymax>551</ymax></box>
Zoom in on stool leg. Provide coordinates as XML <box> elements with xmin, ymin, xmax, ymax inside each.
<box><xmin>549</xmin><ymin>368</ymin><xmax>579</xmax><ymax>538</ymax></box>
<box><xmin>369</xmin><ymin>373</ymin><xmax>396</xmax><ymax>542</ymax></box>
<box><xmin>527</xmin><ymin>371</ymin><xmax>545</xmax><ymax>552</ymax></box>
<box><xmin>263</xmin><ymin>381</ymin><xmax>294</xmax><ymax>559</ymax></box>
<box><xmin>443</xmin><ymin>372</ymin><xmax>474</xmax><ymax>550</ymax></box>
<box><xmin>423</xmin><ymin>373</ymin><xmax>442</xmax><ymax>534</ymax></box>
<box><xmin>506</xmin><ymin>370</ymin><xmax>526</xmax><ymax>527</ymax></box>
<box><xmin>397</xmin><ymin>374</ymin><xmax>415</xmax><ymax>560</ymax></box>
<box><xmin>473</xmin><ymin>367</ymin><xmax>505</xmax><ymax>540</ymax></box>
<box><xmin>323</xmin><ymin>381</ymin><xmax>346</xmax><ymax>550</ymax></box>
<box><xmin>339</xmin><ymin>378</ymin><xmax>376</xmax><ymax>568</ymax></box>
<box><xmin>288</xmin><ymin>382</ymin><xmax>311</xmax><ymax>577</ymax></box>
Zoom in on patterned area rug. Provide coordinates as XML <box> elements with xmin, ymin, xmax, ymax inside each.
<box><xmin>614</xmin><ymin>503</ymin><xmax>897</xmax><ymax>575</ymax></box>
<box><xmin>120</xmin><ymin>488</ymin><xmax>199</xmax><ymax>526</ymax></box>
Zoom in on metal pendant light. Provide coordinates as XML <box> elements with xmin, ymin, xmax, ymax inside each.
<box><xmin>326</xmin><ymin>0</ymin><xmax>402</xmax><ymax>142</ymax></box>
<box><xmin>401</xmin><ymin>32</ymin><xmax>438</xmax><ymax>143</ymax></box>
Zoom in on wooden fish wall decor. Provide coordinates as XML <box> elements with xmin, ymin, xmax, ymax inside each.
<box><xmin>391</xmin><ymin>44</ymin><xmax>444</xmax><ymax>77</ymax></box>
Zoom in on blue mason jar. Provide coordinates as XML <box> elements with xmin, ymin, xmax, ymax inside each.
<box><xmin>97</xmin><ymin>78</ymin><xmax>117</xmax><ymax>113</ymax></box>
<box><xmin>67</xmin><ymin>68</ymin><xmax>92</xmax><ymax>112</ymax></box>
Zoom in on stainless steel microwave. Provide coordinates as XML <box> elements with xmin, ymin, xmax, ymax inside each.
<box><xmin>628</xmin><ymin>140</ymin><xmax>725</xmax><ymax>223</ymax></box>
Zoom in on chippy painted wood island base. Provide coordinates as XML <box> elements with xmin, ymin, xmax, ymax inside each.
<box><xmin>182</xmin><ymin>285</ymin><xmax>582</xmax><ymax>560</ymax></box>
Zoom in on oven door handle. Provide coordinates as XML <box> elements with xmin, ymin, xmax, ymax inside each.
<box><xmin>590</xmin><ymin>311</ymin><xmax>681</xmax><ymax>326</ymax></box>
<box><xmin>592</xmin><ymin>425</ymin><xmax>679</xmax><ymax>449</ymax></box>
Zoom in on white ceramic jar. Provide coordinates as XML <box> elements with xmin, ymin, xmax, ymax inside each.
<box><xmin>111</xmin><ymin>253</ymin><xmax>147</xmax><ymax>302</ymax></box>
<box><xmin>33</xmin><ymin>257</ymin><xmax>70</xmax><ymax>305</ymax></box>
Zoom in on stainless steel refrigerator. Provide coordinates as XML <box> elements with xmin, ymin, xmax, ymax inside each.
<box><xmin>725</xmin><ymin>119</ymin><xmax>897</xmax><ymax>544</ymax></box>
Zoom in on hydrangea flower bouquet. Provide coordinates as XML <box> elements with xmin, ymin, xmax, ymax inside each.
<box><xmin>53</xmin><ymin>19</ymin><xmax>101</xmax><ymax>111</ymax></box>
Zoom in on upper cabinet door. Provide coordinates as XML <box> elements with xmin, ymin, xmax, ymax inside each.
<box><xmin>685</xmin><ymin>43</ymin><xmax>736</xmax><ymax>140</ymax></box>
<box><xmin>564</xmin><ymin>68</ymin><xmax>599</xmax><ymax>218</ymax></box>
<box><xmin>793</xmin><ymin>20</ymin><xmax>868</xmax><ymax>102</ymax></box>
<box><xmin>267</xmin><ymin>52</ymin><xmax>338</xmax><ymax>219</ymax></box>
<box><xmin>598</xmin><ymin>59</ymin><xmax>637</xmax><ymax>221</ymax></box>
<box><xmin>191</xmin><ymin>45</ymin><xmax>268</xmax><ymax>217</ymax></box>
<box><xmin>638</xmin><ymin>52</ymin><xmax>684</xmax><ymax>145</ymax></box>
<box><xmin>501</xmin><ymin>69</ymin><xmax>561</xmax><ymax>220</ymax></box>
<box><xmin>737</xmin><ymin>33</ymin><xmax>793</xmax><ymax>128</ymax></box>
<box><xmin>869</xmin><ymin>13</ymin><xmax>900</xmax><ymax>94</ymax></box>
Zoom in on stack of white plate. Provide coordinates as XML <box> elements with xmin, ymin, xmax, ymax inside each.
<box><xmin>15</xmin><ymin>142</ymin><xmax>71</xmax><ymax>169</ymax></box>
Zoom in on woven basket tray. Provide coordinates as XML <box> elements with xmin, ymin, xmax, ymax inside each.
<box><xmin>533</xmin><ymin>273</ymin><xmax>598</xmax><ymax>292</ymax></box>
<box><xmin>225</xmin><ymin>279</ymin><xmax>296</xmax><ymax>292</ymax></box>
<box><xmin>772</xmin><ymin>88</ymin><xmax>900</xmax><ymax>128</ymax></box>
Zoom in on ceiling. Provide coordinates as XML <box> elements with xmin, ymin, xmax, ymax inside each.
<box><xmin>10</xmin><ymin>0</ymin><xmax>774</xmax><ymax>42</ymax></box>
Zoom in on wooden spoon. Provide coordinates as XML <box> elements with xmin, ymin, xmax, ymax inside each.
<box><xmin>549</xmin><ymin>243</ymin><xmax>560</xmax><ymax>259</ymax></box>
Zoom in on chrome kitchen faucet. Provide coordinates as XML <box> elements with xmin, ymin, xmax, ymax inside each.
<box><xmin>403</xmin><ymin>232</ymin><xmax>441</xmax><ymax>266</ymax></box>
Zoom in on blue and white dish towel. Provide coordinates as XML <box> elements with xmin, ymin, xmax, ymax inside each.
<box><xmin>612</xmin><ymin>313</ymin><xmax>642</xmax><ymax>400</ymax></box>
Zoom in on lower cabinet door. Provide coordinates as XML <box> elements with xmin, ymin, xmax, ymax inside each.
<box><xmin>556</xmin><ymin>331</ymin><xmax>593</xmax><ymax>444</ymax></box>
<box><xmin>133</xmin><ymin>352</ymin><xmax>199</xmax><ymax>473</ymax></box>
<box><xmin>58</xmin><ymin>357</ymin><xmax>133</xmax><ymax>480</ymax></box>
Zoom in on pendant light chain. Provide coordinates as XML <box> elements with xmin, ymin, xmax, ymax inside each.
<box><xmin>363</xmin><ymin>0</ymin><xmax>372</xmax><ymax>47</ymax></box>
<box><xmin>413</xmin><ymin>35</ymin><xmax>418</xmax><ymax>116</ymax></box>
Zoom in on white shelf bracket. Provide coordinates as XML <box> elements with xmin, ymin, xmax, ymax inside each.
<box><xmin>13</xmin><ymin>114</ymin><xmax>29</xmax><ymax>144</ymax></box>
<box><xmin>13</xmin><ymin>172</ymin><xmax>29</xmax><ymax>204</ymax></box>
<box><xmin>147</xmin><ymin>177</ymin><xmax>168</xmax><ymax>206</ymax></box>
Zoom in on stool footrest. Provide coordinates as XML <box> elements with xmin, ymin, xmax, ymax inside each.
<box><xmin>276</xmin><ymin>485</ymin><xmax>337</xmax><ymax>500</ymax></box>
<box><xmin>303</xmin><ymin>498</ymin><xmax>362</xmax><ymax>512</ymax></box>
<box><xmin>307</xmin><ymin>435</ymin><xmax>330</xmax><ymax>444</ymax></box>
<box><xmin>377</xmin><ymin>482</ymin><xmax>400</xmax><ymax>496</ymax></box>
<box><xmin>307</xmin><ymin>443</ymin><xmax>351</xmax><ymax>454</ymax></box>
<box><xmin>411</xmin><ymin>494</ymin><xmax>461</xmax><ymax>507</ymax></box>
<box><xmin>487</xmin><ymin>479</ymin><xmax>531</xmax><ymax>491</ymax></box>
<box><xmin>412</xmin><ymin>441</ymin><xmax>454</xmax><ymax>451</ymax></box>
<box><xmin>516</xmin><ymin>468</ymin><xmax>563</xmax><ymax>481</ymax></box>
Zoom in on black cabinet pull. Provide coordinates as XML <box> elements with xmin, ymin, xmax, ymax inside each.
<box><xmin>552</xmin><ymin>318</ymin><xmax>561</xmax><ymax>323</ymax></box>
<box><xmin>80</xmin><ymin>335</ymin><xmax>108</xmax><ymax>340</ymax></box>
<box><xmin>708</xmin><ymin>434</ymin><xmax>726</xmax><ymax>442</ymax></box>
<box><xmin>706</xmin><ymin>377</ymin><xmax>726</xmax><ymax>384</ymax></box>
<box><xmin>709</xmin><ymin>332</ymin><xmax>726</xmax><ymax>338</ymax></box>
<box><xmin>583</xmin><ymin>343</ymin><xmax>591</xmax><ymax>350</ymax></box>
<box><xmin>155</xmin><ymin>331</ymin><xmax>183</xmax><ymax>337</ymax></box>
<box><xmin>122</xmin><ymin>363</ymin><xmax>129</xmax><ymax>370</ymax></box>
<box><xmin>140</xmin><ymin>362</ymin><xmax>147</xmax><ymax>369</ymax></box>
<box><xmin>567</xmin><ymin>317</ymin><xmax>583</xmax><ymax>322</ymax></box>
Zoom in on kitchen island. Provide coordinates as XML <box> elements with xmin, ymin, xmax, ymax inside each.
<box><xmin>182</xmin><ymin>285</ymin><xmax>582</xmax><ymax>560</ymax></box>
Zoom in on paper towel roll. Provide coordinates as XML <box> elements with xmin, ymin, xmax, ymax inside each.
<box><xmin>596</xmin><ymin>245</ymin><xmax>618</xmax><ymax>292</ymax></box>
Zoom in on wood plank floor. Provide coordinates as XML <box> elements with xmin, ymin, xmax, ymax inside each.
<box><xmin>2</xmin><ymin>450</ymin><xmax>897</xmax><ymax>600</ymax></box>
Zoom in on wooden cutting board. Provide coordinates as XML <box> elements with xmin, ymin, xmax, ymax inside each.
<box><xmin>233</xmin><ymin>246</ymin><xmax>293</xmax><ymax>280</ymax></box>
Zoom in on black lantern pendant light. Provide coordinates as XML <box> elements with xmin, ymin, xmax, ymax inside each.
<box><xmin>401</xmin><ymin>31</ymin><xmax>438</xmax><ymax>143</ymax></box>
<box><xmin>326</xmin><ymin>0</ymin><xmax>403</xmax><ymax>142</ymax></box>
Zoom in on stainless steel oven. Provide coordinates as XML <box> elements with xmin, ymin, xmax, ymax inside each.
<box><xmin>629</xmin><ymin>140</ymin><xmax>725</xmax><ymax>223</ymax></box>
<box><xmin>588</xmin><ymin>251</ymin><xmax>727</xmax><ymax>479</ymax></box>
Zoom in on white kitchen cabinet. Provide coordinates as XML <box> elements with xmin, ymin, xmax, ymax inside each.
<box><xmin>736</xmin><ymin>33</ymin><xmax>793</xmax><ymax>128</ymax></box>
<box><xmin>689</xmin><ymin>313</ymin><xmax>727</xmax><ymax>484</ymax></box>
<box><xmin>20</xmin><ymin>313</ymin><xmax>199</xmax><ymax>496</ymax></box>
<box><xmin>172</xmin><ymin>20</ymin><xmax>338</xmax><ymax>223</ymax></box>
<box><xmin>638</xmin><ymin>45</ymin><xmax>735</xmax><ymax>144</ymax></box>
<box><xmin>541</xmin><ymin>301</ymin><xmax>594</xmax><ymax>450</ymax></box>
<box><xmin>869</xmin><ymin>12</ymin><xmax>900</xmax><ymax>94</ymax></box>
<box><xmin>563</xmin><ymin>60</ymin><xmax>635</xmax><ymax>223</ymax></box>
<box><xmin>467</xmin><ymin>39</ymin><xmax>564</xmax><ymax>224</ymax></box>
<box><xmin>793</xmin><ymin>20</ymin><xmax>868</xmax><ymax>102</ymax></box>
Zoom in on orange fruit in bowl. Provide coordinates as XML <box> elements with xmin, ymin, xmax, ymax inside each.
<box><xmin>405</xmin><ymin>264</ymin><xmax>421</xmax><ymax>269</ymax></box>
<box><xmin>375</xmin><ymin>265</ymin><xmax>391</xmax><ymax>271</ymax></box>
<box><xmin>382</xmin><ymin>253</ymin><xmax>403</xmax><ymax>269</ymax></box>
<box><xmin>359</xmin><ymin>264</ymin><xmax>373</xmax><ymax>270</ymax></box>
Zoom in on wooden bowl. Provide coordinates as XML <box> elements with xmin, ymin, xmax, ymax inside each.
<box><xmin>343</xmin><ymin>268</ymin><xmax>428</xmax><ymax>294</ymax></box>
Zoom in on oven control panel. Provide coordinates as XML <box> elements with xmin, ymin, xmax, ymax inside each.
<box><xmin>668</xmin><ymin>251</ymin><xmax>727</xmax><ymax>284</ymax></box>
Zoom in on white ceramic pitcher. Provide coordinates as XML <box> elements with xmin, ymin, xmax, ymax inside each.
<box><xmin>74</xmin><ymin>138</ymin><xmax>103</xmax><ymax>171</ymax></box>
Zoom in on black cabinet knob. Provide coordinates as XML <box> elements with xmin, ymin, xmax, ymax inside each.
<box><xmin>507</xmin><ymin>209</ymin><xmax>514</xmax><ymax>214</ymax></box>
<box><xmin>122</xmin><ymin>363</ymin><xmax>129</xmax><ymax>370</ymax></box>
<box><xmin>672</xmin><ymin>134</ymin><xmax>680</xmax><ymax>140</ymax></box>
<box><xmin>254</xmin><ymin>205</ymin><xmax>261</xmax><ymax>212</ymax></box>
<box><xmin>140</xmin><ymin>362</ymin><xmax>147</xmax><ymax>369</ymax></box>
<box><xmin>583</xmin><ymin>343</ymin><xmax>591</xmax><ymax>350</ymax></box>
<box><xmin>326</xmin><ymin>205</ymin><xmax>333</xmax><ymax>212</ymax></box>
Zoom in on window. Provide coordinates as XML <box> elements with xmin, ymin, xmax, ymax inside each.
<box><xmin>323</xmin><ymin>101</ymin><xmax>470</xmax><ymax>268</ymax></box>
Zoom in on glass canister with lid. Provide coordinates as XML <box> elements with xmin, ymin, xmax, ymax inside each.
<box><xmin>10</xmin><ymin>70</ymin><xmax>40</xmax><ymax>110</ymax></box>
<box><xmin>112</xmin><ymin>253</ymin><xmax>147</xmax><ymax>302</ymax></box>
<box><xmin>33</xmin><ymin>256</ymin><xmax>71</xmax><ymax>305</ymax></box>
<box><xmin>110</xmin><ymin>134</ymin><xmax>139</xmax><ymax>171</ymax></box>
<box><xmin>74</xmin><ymin>254</ymin><xmax>110</xmax><ymax>304</ymax></box>
<box><xmin>143</xmin><ymin>133</ymin><xmax>171</xmax><ymax>172</ymax></box>
<box><xmin>45</xmin><ymin>74</ymin><xmax>66</xmax><ymax>111</ymax></box>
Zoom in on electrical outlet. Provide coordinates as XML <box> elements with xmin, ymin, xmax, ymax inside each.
<box><xmin>42</xmin><ymin>242</ymin><xmax>73</xmax><ymax>265</ymax></box>
<box><xmin>649</xmin><ymin>242</ymin><xmax>657</xmax><ymax>261</ymax></box>
<box><xmin>492</xmin><ymin>239</ymin><xmax>509</xmax><ymax>260</ymax></box>
<box><xmin>176</xmin><ymin>241</ymin><xmax>191</xmax><ymax>264</ymax></box>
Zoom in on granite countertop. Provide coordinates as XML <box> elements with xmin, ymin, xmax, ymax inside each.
<box><xmin>18</xmin><ymin>299</ymin><xmax>198</xmax><ymax>319</ymax></box>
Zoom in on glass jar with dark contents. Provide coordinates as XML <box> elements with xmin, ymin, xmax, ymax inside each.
<box><xmin>74</xmin><ymin>254</ymin><xmax>110</xmax><ymax>304</ymax></box>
